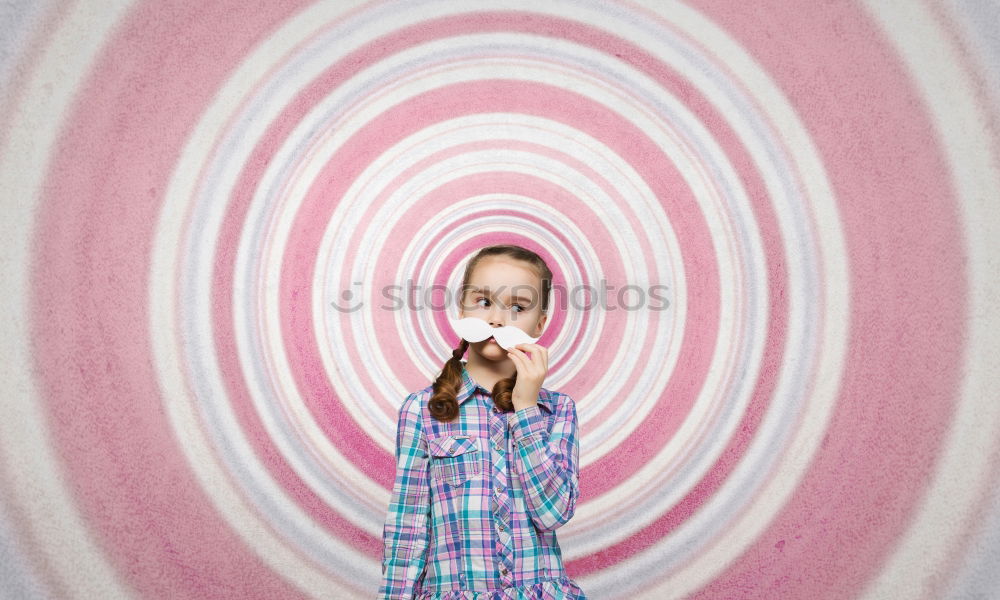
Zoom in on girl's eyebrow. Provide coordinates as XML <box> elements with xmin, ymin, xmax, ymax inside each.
<box><xmin>468</xmin><ymin>285</ymin><xmax>533</xmax><ymax>304</ymax></box>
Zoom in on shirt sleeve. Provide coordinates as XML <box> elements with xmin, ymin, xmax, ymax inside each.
<box><xmin>378</xmin><ymin>393</ymin><xmax>432</xmax><ymax>599</ymax></box>
<box><xmin>508</xmin><ymin>393</ymin><xmax>580</xmax><ymax>532</ymax></box>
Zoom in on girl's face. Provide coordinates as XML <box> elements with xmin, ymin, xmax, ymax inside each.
<box><xmin>459</xmin><ymin>256</ymin><xmax>547</xmax><ymax>363</ymax></box>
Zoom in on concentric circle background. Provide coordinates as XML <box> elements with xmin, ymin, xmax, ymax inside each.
<box><xmin>2</xmin><ymin>0</ymin><xmax>999</xmax><ymax>598</ymax></box>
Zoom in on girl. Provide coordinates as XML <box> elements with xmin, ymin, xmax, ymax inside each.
<box><xmin>378</xmin><ymin>244</ymin><xmax>586</xmax><ymax>599</ymax></box>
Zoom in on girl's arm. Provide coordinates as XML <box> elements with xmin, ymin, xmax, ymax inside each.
<box><xmin>508</xmin><ymin>393</ymin><xmax>580</xmax><ymax>532</ymax></box>
<box><xmin>378</xmin><ymin>393</ymin><xmax>432</xmax><ymax>599</ymax></box>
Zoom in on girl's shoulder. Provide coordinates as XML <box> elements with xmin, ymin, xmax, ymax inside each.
<box><xmin>400</xmin><ymin>384</ymin><xmax>435</xmax><ymax>410</ymax></box>
<box><xmin>538</xmin><ymin>387</ymin><xmax>576</xmax><ymax>414</ymax></box>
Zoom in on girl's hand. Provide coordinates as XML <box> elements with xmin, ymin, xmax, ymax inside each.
<box><xmin>507</xmin><ymin>343</ymin><xmax>549</xmax><ymax>411</ymax></box>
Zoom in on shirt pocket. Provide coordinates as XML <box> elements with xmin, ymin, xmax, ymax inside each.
<box><xmin>427</xmin><ymin>435</ymin><xmax>481</xmax><ymax>487</ymax></box>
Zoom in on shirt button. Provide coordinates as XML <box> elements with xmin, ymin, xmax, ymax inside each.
<box><xmin>500</xmin><ymin>566</ymin><xmax>508</xmax><ymax>575</ymax></box>
<box><xmin>498</xmin><ymin>523</ymin><xmax>505</xmax><ymax>532</ymax></box>
<box><xmin>447</xmin><ymin>448</ymin><xmax>454</xmax><ymax>455</ymax></box>
<box><xmin>495</xmin><ymin>485</ymin><xmax>502</xmax><ymax>495</ymax></box>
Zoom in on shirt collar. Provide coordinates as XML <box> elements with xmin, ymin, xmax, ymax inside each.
<box><xmin>457</xmin><ymin>360</ymin><xmax>554</xmax><ymax>413</ymax></box>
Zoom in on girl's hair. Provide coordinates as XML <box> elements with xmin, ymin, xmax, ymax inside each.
<box><xmin>428</xmin><ymin>245</ymin><xmax>553</xmax><ymax>421</ymax></box>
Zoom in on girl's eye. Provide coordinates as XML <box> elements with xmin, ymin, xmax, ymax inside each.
<box><xmin>474</xmin><ymin>297</ymin><xmax>524</xmax><ymax>312</ymax></box>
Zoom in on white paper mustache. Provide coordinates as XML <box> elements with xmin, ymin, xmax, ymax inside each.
<box><xmin>448</xmin><ymin>316</ymin><xmax>540</xmax><ymax>350</ymax></box>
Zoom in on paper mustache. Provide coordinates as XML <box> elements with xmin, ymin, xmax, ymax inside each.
<box><xmin>448</xmin><ymin>316</ymin><xmax>540</xmax><ymax>350</ymax></box>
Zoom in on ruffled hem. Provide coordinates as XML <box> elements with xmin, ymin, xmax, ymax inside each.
<box><xmin>414</xmin><ymin>575</ymin><xmax>586</xmax><ymax>600</ymax></box>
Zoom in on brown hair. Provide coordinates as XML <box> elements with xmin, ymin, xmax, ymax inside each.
<box><xmin>428</xmin><ymin>245</ymin><xmax>553</xmax><ymax>421</ymax></box>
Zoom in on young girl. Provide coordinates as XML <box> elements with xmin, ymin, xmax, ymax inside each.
<box><xmin>378</xmin><ymin>244</ymin><xmax>586</xmax><ymax>599</ymax></box>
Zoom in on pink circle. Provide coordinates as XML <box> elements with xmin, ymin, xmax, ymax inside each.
<box><xmin>26</xmin><ymin>2</ymin><xmax>968</xmax><ymax>598</ymax></box>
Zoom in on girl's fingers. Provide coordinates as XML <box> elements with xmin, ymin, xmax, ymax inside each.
<box><xmin>509</xmin><ymin>345</ymin><xmax>544</xmax><ymax>377</ymax></box>
<box><xmin>508</xmin><ymin>347</ymin><xmax>530</xmax><ymax>363</ymax></box>
<box><xmin>507</xmin><ymin>347</ymin><xmax>532</xmax><ymax>367</ymax></box>
<box><xmin>515</xmin><ymin>343</ymin><xmax>545</xmax><ymax>359</ymax></box>
<box><xmin>507</xmin><ymin>348</ymin><xmax>532</xmax><ymax>373</ymax></box>
<box><xmin>526</xmin><ymin>344</ymin><xmax>547</xmax><ymax>370</ymax></box>
<box><xmin>511</xmin><ymin>346</ymin><xmax>537</xmax><ymax>367</ymax></box>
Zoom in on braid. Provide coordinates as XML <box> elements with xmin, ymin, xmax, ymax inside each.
<box><xmin>429</xmin><ymin>339</ymin><xmax>469</xmax><ymax>421</ymax></box>
<box><xmin>491</xmin><ymin>371</ymin><xmax>517</xmax><ymax>412</ymax></box>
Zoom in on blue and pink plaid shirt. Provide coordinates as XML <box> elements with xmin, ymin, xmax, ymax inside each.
<box><xmin>378</xmin><ymin>361</ymin><xmax>586</xmax><ymax>599</ymax></box>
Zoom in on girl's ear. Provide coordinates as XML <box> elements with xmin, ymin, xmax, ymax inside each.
<box><xmin>535</xmin><ymin>313</ymin><xmax>547</xmax><ymax>336</ymax></box>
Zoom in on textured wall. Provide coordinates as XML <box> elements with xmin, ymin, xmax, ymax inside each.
<box><xmin>2</xmin><ymin>1</ymin><xmax>999</xmax><ymax>598</ymax></box>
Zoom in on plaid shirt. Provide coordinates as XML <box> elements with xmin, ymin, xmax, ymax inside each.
<box><xmin>378</xmin><ymin>361</ymin><xmax>586</xmax><ymax>599</ymax></box>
